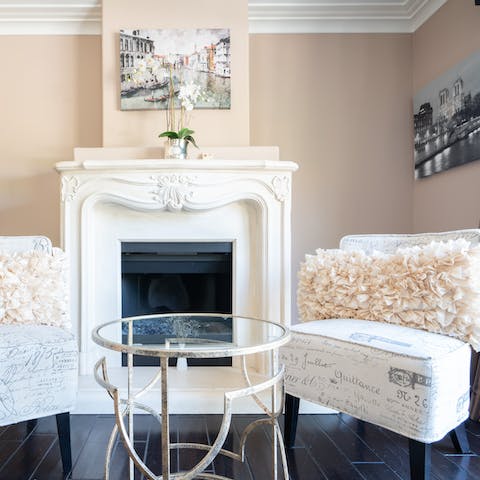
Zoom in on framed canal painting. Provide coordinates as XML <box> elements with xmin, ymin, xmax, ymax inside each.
<box><xmin>414</xmin><ymin>50</ymin><xmax>480</xmax><ymax>179</ymax></box>
<box><xmin>120</xmin><ymin>28</ymin><xmax>231</xmax><ymax>111</ymax></box>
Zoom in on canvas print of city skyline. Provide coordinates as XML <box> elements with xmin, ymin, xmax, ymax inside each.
<box><xmin>120</xmin><ymin>28</ymin><xmax>231</xmax><ymax>111</ymax></box>
<box><xmin>414</xmin><ymin>50</ymin><xmax>480</xmax><ymax>179</ymax></box>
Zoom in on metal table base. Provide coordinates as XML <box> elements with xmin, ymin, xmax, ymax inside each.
<box><xmin>94</xmin><ymin>352</ymin><xmax>289</xmax><ymax>480</ymax></box>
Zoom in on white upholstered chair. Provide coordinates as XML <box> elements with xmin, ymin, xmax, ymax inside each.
<box><xmin>282</xmin><ymin>230</ymin><xmax>480</xmax><ymax>480</ymax></box>
<box><xmin>0</xmin><ymin>236</ymin><xmax>78</xmax><ymax>479</ymax></box>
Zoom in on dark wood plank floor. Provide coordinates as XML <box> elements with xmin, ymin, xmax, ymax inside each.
<box><xmin>1</xmin><ymin>414</ymin><xmax>479</xmax><ymax>479</ymax></box>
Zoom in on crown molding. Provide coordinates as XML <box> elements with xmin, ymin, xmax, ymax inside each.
<box><xmin>409</xmin><ymin>0</ymin><xmax>448</xmax><ymax>32</ymax></box>
<box><xmin>248</xmin><ymin>0</ymin><xmax>448</xmax><ymax>33</ymax></box>
<box><xmin>0</xmin><ymin>0</ymin><xmax>447</xmax><ymax>36</ymax></box>
<box><xmin>0</xmin><ymin>0</ymin><xmax>101</xmax><ymax>35</ymax></box>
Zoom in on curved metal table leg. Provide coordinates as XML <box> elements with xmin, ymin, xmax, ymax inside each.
<box><xmin>94</xmin><ymin>352</ymin><xmax>289</xmax><ymax>480</ymax></box>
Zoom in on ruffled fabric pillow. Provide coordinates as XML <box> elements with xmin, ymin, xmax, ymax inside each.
<box><xmin>0</xmin><ymin>248</ymin><xmax>70</xmax><ymax>329</ymax></box>
<box><xmin>298</xmin><ymin>239</ymin><xmax>480</xmax><ymax>350</ymax></box>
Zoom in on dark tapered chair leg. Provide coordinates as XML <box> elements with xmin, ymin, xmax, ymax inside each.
<box><xmin>284</xmin><ymin>393</ymin><xmax>300</xmax><ymax>448</ymax></box>
<box><xmin>449</xmin><ymin>423</ymin><xmax>471</xmax><ymax>454</ymax></box>
<box><xmin>56</xmin><ymin>412</ymin><xmax>72</xmax><ymax>479</ymax></box>
<box><xmin>409</xmin><ymin>438</ymin><xmax>431</xmax><ymax>480</ymax></box>
<box><xmin>26</xmin><ymin>418</ymin><xmax>38</xmax><ymax>434</ymax></box>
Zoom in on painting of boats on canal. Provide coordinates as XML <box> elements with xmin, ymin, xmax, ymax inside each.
<box><xmin>414</xmin><ymin>50</ymin><xmax>480</xmax><ymax>179</ymax></box>
<box><xmin>120</xmin><ymin>28</ymin><xmax>230</xmax><ymax>110</ymax></box>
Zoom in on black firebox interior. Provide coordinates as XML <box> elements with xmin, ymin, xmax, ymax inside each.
<box><xmin>121</xmin><ymin>241</ymin><xmax>233</xmax><ymax>367</ymax></box>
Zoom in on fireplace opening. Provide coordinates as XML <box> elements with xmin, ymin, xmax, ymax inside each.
<box><xmin>121</xmin><ymin>241</ymin><xmax>232</xmax><ymax>367</ymax></box>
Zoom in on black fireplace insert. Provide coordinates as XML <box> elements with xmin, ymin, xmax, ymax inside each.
<box><xmin>121</xmin><ymin>241</ymin><xmax>233</xmax><ymax>366</ymax></box>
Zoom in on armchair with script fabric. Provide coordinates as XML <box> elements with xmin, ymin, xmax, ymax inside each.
<box><xmin>282</xmin><ymin>230</ymin><xmax>480</xmax><ymax>480</ymax></box>
<box><xmin>0</xmin><ymin>236</ymin><xmax>78</xmax><ymax>479</ymax></box>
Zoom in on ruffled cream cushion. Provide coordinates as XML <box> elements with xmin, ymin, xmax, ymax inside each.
<box><xmin>0</xmin><ymin>248</ymin><xmax>70</xmax><ymax>329</ymax></box>
<box><xmin>298</xmin><ymin>239</ymin><xmax>480</xmax><ymax>350</ymax></box>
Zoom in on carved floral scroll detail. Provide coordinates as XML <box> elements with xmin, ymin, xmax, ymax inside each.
<box><xmin>151</xmin><ymin>174</ymin><xmax>195</xmax><ymax>211</ymax></box>
<box><xmin>271</xmin><ymin>175</ymin><xmax>290</xmax><ymax>202</ymax></box>
<box><xmin>61</xmin><ymin>176</ymin><xmax>80</xmax><ymax>202</ymax></box>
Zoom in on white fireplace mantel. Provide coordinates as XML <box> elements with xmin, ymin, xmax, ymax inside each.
<box><xmin>56</xmin><ymin>146</ymin><xmax>298</xmax><ymax>413</ymax></box>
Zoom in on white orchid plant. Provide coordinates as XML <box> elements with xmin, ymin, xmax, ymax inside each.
<box><xmin>160</xmin><ymin>78</ymin><xmax>203</xmax><ymax>148</ymax></box>
<box><xmin>132</xmin><ymin>54</ymin><xmax>204</xmax><ymax>148</ymax></box>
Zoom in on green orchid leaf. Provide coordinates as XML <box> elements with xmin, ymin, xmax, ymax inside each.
<box><xmin>185</xmin><ymin>135</ymin><xmax>199</xmax><ymax>148</ymax></box>
<box><xmin>178</xmin><ymin>128</ymin><xmax>195</xmax><ymax>138</ymax></box>
<box><xmin>158</xmin><ymin>131</ymin><xmax>179</xmax><ymax>139</ymax></box>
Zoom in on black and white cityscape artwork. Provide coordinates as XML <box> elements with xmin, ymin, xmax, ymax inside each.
<box><xmin>414</xmin><ymin>50</ymin><xmax>480</xmax><ymax>179</ymax></box>
<box><xmin>120</xmin><ymin>28</ymin><xmax>231</xmax><ymax>111</ymax></box>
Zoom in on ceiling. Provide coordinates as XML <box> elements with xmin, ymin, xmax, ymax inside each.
<box><xmin>0</xmin><ymin>0</ymin><xmax>448</xmax><ymax>35</ymax></box>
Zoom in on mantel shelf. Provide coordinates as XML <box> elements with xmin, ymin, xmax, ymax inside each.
<box><xmin>55</xmin><ymin>146</ymin><xmax>298</xmax><ymax>173</ymax></box>
<box><xmin>56</xmin><ymin>158</ymin><xmax>299</xmax><ymax>173</ymax></box>
<box><xmin>55</xmin><ymin>147</ymin><xmax>298</xmax><ymax>174</ymax></box>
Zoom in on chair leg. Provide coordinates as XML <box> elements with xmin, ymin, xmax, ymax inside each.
<box><xmin>26</xmin><ymin>418</ymin><xmax>38</xmax><ymax>434</ymax></box>
<box><xmin>284</xmin><ymin>393</ymin><xmax>300</xmax><ymax>448</ymax></box>
<box><xmin>56</xmin><ymin>412</ymin><xmax>72</xmax><ymax>479</ymax></box>
<box><xmin>409</xmin><ymin>438</ymin><xmax>431</xmax><ymax>480</ymax></box>
<box><xmin>449</xmin><ymin>423</ymin><xmax>471</xmax><ymax>454</ymax></box>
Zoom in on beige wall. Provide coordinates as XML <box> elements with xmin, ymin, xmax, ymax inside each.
<box><xmin>250</xmin><ymin>34</ymin><xmax>414</xmax><ymax>319</ymax></box>
<box><xmin>0</xmin><ymin>36</ymin><xmax>102</xmax><ymax>246</ymax></box>
<box><xmin>0</xmin><ymin>2</ymin><xmax>477</xmax><ymax>322</ymax></box>
<box><xmin>0</xmin><ymin>32</ymin><xmax>415</xmax><ymax>317</ymax></box>
<box><xmin>413</xmin><ymin>0</ymin><xmax>480</xmax><ymax>232</ymax></box>
<box><xmin>102</xmin><ymin>0</ymin><xmax>250</xmax><ymax>147</ymax></box>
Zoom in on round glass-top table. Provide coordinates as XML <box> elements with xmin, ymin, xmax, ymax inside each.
<box><xmin>92</xmin><ymin>313</ymin><xmax>290</xmax><ymax>480</ymax></box>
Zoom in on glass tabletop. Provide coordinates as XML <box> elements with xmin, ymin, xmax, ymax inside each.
<box><xmin>92</xmin><ymin>313</ymin><xmax>290</xmax><ymax>358</ymax></box>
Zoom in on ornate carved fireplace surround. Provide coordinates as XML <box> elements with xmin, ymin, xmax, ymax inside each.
<box><xmin>56</xmin><ymin>147</ymin><xmax>297</xmax><ymax>413</ymax></box>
